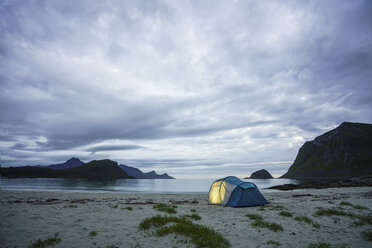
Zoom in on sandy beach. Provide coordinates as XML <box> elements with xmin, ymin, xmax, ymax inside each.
<box><xmin>1</xmin><ymin>187</ymin><xmax>371</xmax><ymax>248</ymax></box>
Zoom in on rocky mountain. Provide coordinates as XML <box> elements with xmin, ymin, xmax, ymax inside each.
<box><xmin>246</xmin><ymin>169</ymin><xmax>273</xmax><ymax>179</ymax></box>
<box><xmin>36</xmin><ymin>157</ymin><xmax>84</xmax><ymax>170</ymax></box>
<box><xmin>282</xmin><ymin>122</ymin><xmax>372</xmax><ymax>179</ymax></box>
<box><xmin>0</xmin><ymin>159</ymin><xmax>133</xmax><ymax>180</ymax></box>
<box><xmin>119</xmin><ymin>164</ymin><xmax>174</xmax><ymax>179</ymax></box>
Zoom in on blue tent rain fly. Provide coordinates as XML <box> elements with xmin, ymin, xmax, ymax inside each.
<box><xmin>208</xmin><ymin>176</ymin><xmax>269</xmax><ymax>207</ymax></box>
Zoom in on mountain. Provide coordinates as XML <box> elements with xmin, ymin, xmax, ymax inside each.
<box><xmin>282</xmin><ymin>122</ymin><xmax>372</xmax><ymax>179</ymax></box>
<box><xmin>0</xmin><ymin>159</ymin><xmax>133</xmax><ymax>180</ymax></box>
<box><xmin>37</xmin><ymin>157</ymin><xmax>85</xmax><ymax>170</ymax></box>
<box><xmin>246</xmin><ymin>169</ymin><xmax>273</xmax><ymax>179</ymax></box>
<box><xmin>119</xmin><ymin>164</ymin><xmax>174</xmax><ymax>179</ymax></box>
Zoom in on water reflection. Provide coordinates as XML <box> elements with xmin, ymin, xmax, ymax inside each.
<box><xmin>0</xmin><ymin>178</ymin><xmax>301</xmax><ymax>193</ymax></box>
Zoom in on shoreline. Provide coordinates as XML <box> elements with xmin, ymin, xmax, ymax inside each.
<box><xmin>1</xmin><ymin>187</ymin><xmax>372</xmax><ymax>248</ymax></box>
<box><xmin>269</xmin><ymin>176</ymin><xmax>372</xmax><ymax>191</ymax></box>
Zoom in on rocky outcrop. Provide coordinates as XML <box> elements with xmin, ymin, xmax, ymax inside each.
<box><xmin>245</xmin><ymin>169</ymin><xmax>273</xmax><ymax>179</ymax></box>
<box><xmin>282</xmin><ymin>122</ymin><xmax>372</xmax><ymax>179</ymax></box>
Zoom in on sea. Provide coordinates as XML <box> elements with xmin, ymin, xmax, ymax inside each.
<box><xmin>0</xmin><ymin>178</ymin><xmax>301</xmax><ymax>193</ymax></box>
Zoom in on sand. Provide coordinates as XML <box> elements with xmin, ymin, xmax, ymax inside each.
<box><xmin>1</xmin><ymin>187</ymin><xmax>371</xmax><ymax>248</ymax></box>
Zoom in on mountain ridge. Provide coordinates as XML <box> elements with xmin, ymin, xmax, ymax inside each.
<box><xmin>1</xmin><ymin>158</ymin><xmax>174</xmax><ymax>179</ymax></box>
<box><xmin>36</xmin><ymin>157</ymin><xmax>85</xmax><ymax>170</ymax></box>
<box><xmin>119</xmin><ymin>164</ymin><xmax>174</xmax><ymax>179</ymax></box>
<box><xmin>0</xmin><ymin>159</ymin><xmax>133</xmax><ymax>180</ymax></box>
<box><xmin>281</xmin><ymin>122</ymin><xmax>372</xmax><ymax>179</ymax></box>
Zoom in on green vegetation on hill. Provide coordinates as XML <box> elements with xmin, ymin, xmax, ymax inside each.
<box><xmin>0</xmin><ymin>159</ymin><xmax>133</xmax><ymax>180</ymax></box>
<box><xmin>282</xmin><ymin>122</ymin><xmax>372</xmax><ymax>178</ymax></box>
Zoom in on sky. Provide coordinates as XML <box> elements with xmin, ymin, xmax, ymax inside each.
<box><xmin>1</xmin><ymin>0</ymin><xmax>372</xmax><ymax>178</ymax></box>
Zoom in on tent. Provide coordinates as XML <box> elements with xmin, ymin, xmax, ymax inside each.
<box><xmin>208</xmin><ymin>176</ymin><xmax>269</xmax><ymax>207</ymax></box>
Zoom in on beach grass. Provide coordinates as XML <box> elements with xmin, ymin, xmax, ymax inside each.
<box><xmin>340</xmin><ymin>201</ymin><xmax>368</xmax><ymax>210</ymax></box>
<box><xmin>279</xmin><ymin>211</ymin><xmax>293</xmax><ymax>217</ymax></box>
<box><xmin>29</xmin><ymin>233</ymin><xmax>61</xmax><ymax>248</ymax></box>
<box><xmin>353</xmin><ymin>214</ymin><xmax>372</xmax><ymax>226</ymax></box>
<box><xmin>245</xmin><ymin>213</ymin><xmax>283</xmax><ymax>232</ymax></box>
<box><xmin>139</xmin><ymin>215</ymin><xmax>230</xmax><ymax>248</ymax></box>
<box><xmin>315</xmin><ymin>207</ymin><xmax>371</xmax><ymax>226</ymax></box>
<box><xmin>361</xmin><ymin>230</ymin><xmax>372</xmax><ymax>241</ymax></box>
<box><xmin>307</xmin><ymin>242</ymin><xmax>346</xmax><ymax>248</ymax></box>
<box><xmin>295</xmin><ymin>215</ymin><xmax>320</xmax><ymax>228</ymax></box>
<box><xmin>184</xmin><ymin>213</ymin><xmax>202</xmax><ymax>220</ymax></box>
<box><xmin>339</xmin><ymin>201</ymin><xmax>353</xmax><ymax>206</ymax></box>
<box><xmin>245</xmin><ymin>213</ymin><xmax>263</xmax><ymax>221</ymax></box>
<box><xmin>153</xmin><ymin>203</ymin><xmax>177</xmax><ymax>214</ymax></box>
<box><xmin>89</xmin><ymin>231</ymin><xmax>97</xmax><ymax>237</ymax></box>
<box><xmin>315</xmin><ymin>207</ymin><xmax>355</xmax><ymax>218</ymax></box>
<box><xmin>122</xmin><ymin>206</ymin><xmax>133</xmax><ymax>211</ymax></box>
<box><xmin>267</xmin><ymin>240</ymin><xmax>281</xmax><ymax>246</ymax></box>
<box><xmin>268</xmin><ymin>205</ymin><xmax>286</xmax><ymax>211</ymax></box>
<box><xmin>190</xmin><ymin>208</ymin><xmax>196</xmax><ymax>212</ymax></box>
<box><xmin>353</xmin><ymin>204</ymin><xmax>368</xmax><ymax>210</ymax></box>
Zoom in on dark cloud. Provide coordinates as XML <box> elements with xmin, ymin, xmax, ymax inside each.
<box><xmin>86</xmin><ymin>144</ymin><xmax>144</xmax><ymax>154</ymax></box>
<box><xmin>1</xmin><ymin>0</ymin><xmax>371</xmax><ymax>177</ymax></box>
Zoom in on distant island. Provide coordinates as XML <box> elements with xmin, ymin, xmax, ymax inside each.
<box><xmin>281</xmin><ymin>122</ymin><xmax>372</xmax><ymax>179</ymax></box>
<box><xmin>245</xmin><ymin>169</ymin><xmax>273</xmax><ymax>179</ymax></box>
<box><xmin>0</xmin><ymin>158</ymin><xmax>174</xmax><ymax>180</ymax></box>
<box><xmin>119</xmin><ymin>164</ymin><xmax>174</xmax><ymax>179</ymax></box>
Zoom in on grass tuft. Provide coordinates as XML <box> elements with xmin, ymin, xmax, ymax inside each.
<box><xmin>339</xmin><ymin>201</ymin><xmax>368</xmax><ymax>210</ymax></box>
<box><xmin>315</xmin><ymin>207</ymin><xmax>355</xmax><ymax>218</ymax></box>
<box><xmin>29</xmin><ymin>233</ymin><xmax>61</xmax><ymax>248</ymax></box>
<box><xmin>279</xmin><ymin>211</ymin><xmax>293</xmax><ymax>217</ymax></box>
<box><xmin>139</xmin><ymin>215</ymin><xmax>230</xmax><ymax>248</ymax></box>
<box><xmin>295</xmin><ymin>215</ymin><xmax>320</xmax><ymax>228</ymax></box>
<box><xmin>246</xmin><ymin>213</ymin><xmax>283</xmax><ymax>232</ymax></box>
<box><xmin>307</xmin><ymin>242</ymin><xmax>346</xmax><ymax>248</ymax></box>
<box><xmin>315</xmin><ymin>207</ymin><xmax>371</xmax><ymax>226</ymax></box>
<box><xmin>89</xmin><ymin>231</ymin><xmax>97</xmax><ymax>237</ymax></box>
<box><xmin>339</xmin><ymin>201</ymin><xmax>352</xmax><ymax>206</ymax></box>
<box><xmin>153</xmin><ymin>203</ymin><xmax>177</xmax><ymax>214</ymax></box>
<box><xmin>184</xmin><ymin>213</ymin><xmax>202</xmax><ymax>220</ymax></box>
<box><xmin>312</xmin><ymin>223</ymin><xmax>321</xmax><ymax>228</ymax></box>
<box><xmin>267</xmin><ymin>240</ymin><xmax>281</xmax><ymax>246</ymax></box>
<box><xmin>190</xmin><ymin>208</ymin><xmax>196</xmax><ymax>212</ymax></box>
<box><xmin>361</xmin><ymin>231</ymin><xmax>372</xmax><ymax>241</ymax></box>
<box><xmin>268</xmin><ymin>205</ymin><xmax>286</xmax><ymax>211</ymax></box>
<box><xmin>353</xmin><ymin>204</ymin><xmax>368</xmax><ymax>210</ymax></box>
<box><xmin>245</xmin><ymin>214</ymin><xmax>263</xmax><ymax>221</ymax></box>
<box><xmin>353</xmin><ymin>214</ymin><xmax>372</xmax><ymax>226</ymax></box>
<box><xmin>122</xmin><ymin>206</ymin><xmax>133</xmax><ymax>211</ymax></box>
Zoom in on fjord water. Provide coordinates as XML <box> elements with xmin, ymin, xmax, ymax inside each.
<box><xmin>0</xmin><ymin>178</ymin><xmax>300</xmax><ymax>193</ymax></box>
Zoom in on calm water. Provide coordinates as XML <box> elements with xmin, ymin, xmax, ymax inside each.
<box><xmin>0</xmin><ymin>178</ymin><xmax>301</xmax><ymax>193</ymax></box>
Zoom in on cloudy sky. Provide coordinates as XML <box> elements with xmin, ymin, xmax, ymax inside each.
<box><xmin>1</xmin><ymin>0</ymin><xmax>371</xmax><ymax>178</ymax></box>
